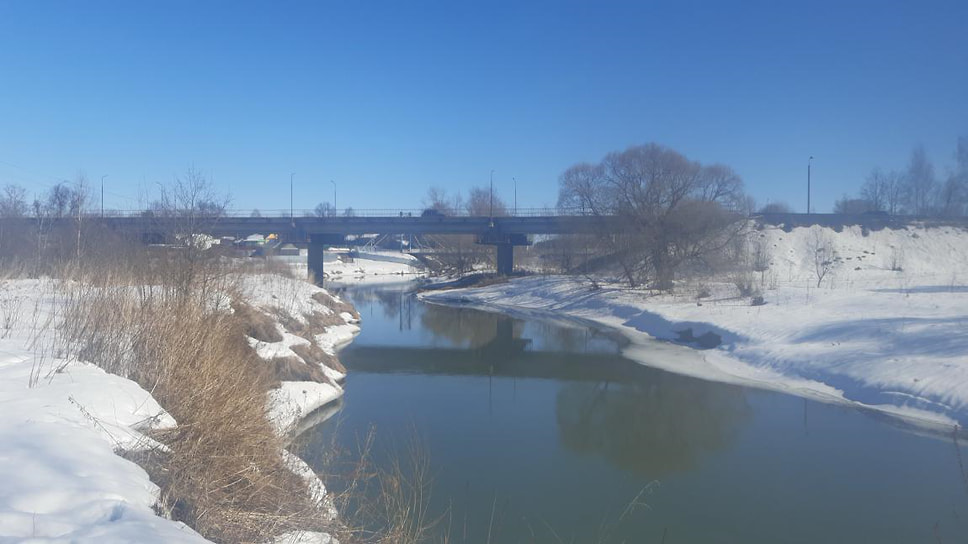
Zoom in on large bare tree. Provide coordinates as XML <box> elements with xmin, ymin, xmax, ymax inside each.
<box><xmin>557</xmin><ymin>143</ymin><xmax>748</xmax><ymax>288</ymax></box>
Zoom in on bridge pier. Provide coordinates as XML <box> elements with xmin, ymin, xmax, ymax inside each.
<box><xmin>307</xmin><ymin>240</ymin><xmax>325</xmax><ymax>285</ymax></box>
<box><xmin>496</xmin><ymin>244</ymin><xmax>514</xmax><ymax>275</ymax></box>
<box><xmin>307</xmin><ymin>233</ymin><xmax>346</xmax><ymax>285</ymax></box>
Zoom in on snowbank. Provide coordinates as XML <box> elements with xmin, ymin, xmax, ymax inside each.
<box><xmin>421</xmin><ymin>224</ymin><xmax>968</xmax><ymax>430</ymax></box>
<box><xmin>0</xmin><ymin>279</ymin><xmax>208</xmax><ymax>543</ymax></box>
<box><xmin>0</xmin><ymin>272</ymin><xmax>360</xmax><ymax>542</ymax></box>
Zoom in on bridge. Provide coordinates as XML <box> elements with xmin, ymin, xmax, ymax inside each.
<box><xmin>10</xmin><ymin>209</ymin><xmax>620</xmax><ymax>281</ymax></box>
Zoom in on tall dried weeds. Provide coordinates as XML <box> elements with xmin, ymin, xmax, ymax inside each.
<box><xmin>60</xmin><ymin>250</ymin><xmax>334</xmax><ymax>542</ymax></box>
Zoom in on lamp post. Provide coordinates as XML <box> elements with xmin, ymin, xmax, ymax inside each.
<box><xmin>513</xmin><ymin>177</ymin><xmax>517</xmax><ymax>216</ymax></box>
<box><xmin>807</xmin><ymin>156</ymin><xmax>814</xmax><ymax>214</ymax></box>
<box><xmin>489</xmin><ymin>169</ymin><xmax>494</xmax><ymax>218</ymax></box>
<box><xmin>100</xmin><ymin>174</ymin><xmax>107</xmax><ymax>217</ymax></box>
<box><xmin>290</xmin><ymin>172</ymin><xmax>294</xmax><ymax>221</ymax></box>
<box><xmin>330</xmin><ymin>180</ymin><xmax>336</xmax><ymax>214</ymax></box>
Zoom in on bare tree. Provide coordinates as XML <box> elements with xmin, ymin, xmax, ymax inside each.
<box><xmin>809</xmin><ymin>229</ymin><xmax>837</xmax><ymax>287</ymax></box>
<box><xmin>313</xmin><ymin>202</ymin><xmax>333</xmax><ymax>217</ymax></box>
<box><xmin>860</xmin><ymin>168</ymin><xmax>888</xmax><ymax>212</ymax></box>
<box><xmin>936</xmin><ymin>136</ymin><xmax>968</xmax><ymax>217</ymax></box>
<box><xmin>149</xmin><ymin>167</ymin><xmax>228</xmax><ymax>227</ymax></box>
<box><xmin>422</xmin><ymin>186</ymin><xmax>455</xmax><ymax>214</ymax></box>
<box><xmin>936</xmin><ymin>175</ymin><xmax>967</xmax><ymax>217</ymax></box>
<box><xmin>902</xmin><ymin>145</ymin><xmax>936</xmax><ymax>215</ymax></box>
<box><xmin>696</xmin><ymin>164</ymin><xmax>745</xmax><ymax>210</ymax></box>
<box><xmin>466</xmin><ymin>186</ymin><xmax>507</xmax><ymax>216</ymax></box>
<box><xmin>557</xmin><ymin>143</ymin><xmax>748</xmax><ymax>288</ymax></box>
<box><xmin>0</xmin><ymin>185</ymin><xmax>28</xmax><ymax>218</ymax></box>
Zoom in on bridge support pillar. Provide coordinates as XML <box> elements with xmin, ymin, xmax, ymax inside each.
<box><xmin>307</xmin><ymin>239</ymin><xmax>325</xmax><ymax>285</ymax></box>
<box><xmin>496</xmin><ymin>244</ymin><xmax>513</xmax><ymax>276</ymax></box>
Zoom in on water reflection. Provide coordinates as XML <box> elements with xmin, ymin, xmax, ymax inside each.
<box><xmin>557</xmin><ymin>377</ymin><xmax>751</xmax><ymax>478</ymax></box>
<box><xmin>420</xmin><ymin>303</ymin><xmax>517</xmax><ymax>349</ymax></box>
<box><xmin>309</xmin><ymin>286</ymin><xmax>968</xmax><ymax>544</ymax></box>
<box><xmin>342</xmin><ymin>290</ymin><xmax>753</xmax><ymax>480</ymax></box>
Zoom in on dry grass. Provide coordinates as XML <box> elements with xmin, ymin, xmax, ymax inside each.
<box><xmin>233</xmin><ymin>300</ymin><xmax>284</xmax><ymax>343</ymax></box>
<box><xmin>60</xmin><ymin>251</ymin><xmax>337</xmax><ymax>543</ymax></box>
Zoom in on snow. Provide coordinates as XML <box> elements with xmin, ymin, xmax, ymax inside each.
<box><xmin>268</xmin><ymin>381</ymin><xmax>344</xmax><ymax>436</ymax></box>
<box><xmin>319</xmin><ymin>253</ymin><xmax>424</xmax><ymax>284</ymax></box>
<box><xmin>421</xmin><ymin>224</ymin><xmax>968</xmax><ymax>430</ymax></box>
<box><xmin>0</xmin><ymin>270</ymin><xmax>364</xmax><ymax>542</ymax></box>
<box><xmin>0</xmin><ymin>279</ymin><xmax>208</xmax><ymax>543</ymax></box>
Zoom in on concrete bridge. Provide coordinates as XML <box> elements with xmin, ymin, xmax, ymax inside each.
<box><xmin>84</xmin><ymin>212</ymin><xmax>619</xmax><ymax>280</ymax></box>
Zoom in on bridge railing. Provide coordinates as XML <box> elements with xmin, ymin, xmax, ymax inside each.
<box><xmin>79</xmin><ymin>207</ymin><xmax>596</xmax><ymax>219</ymax></box>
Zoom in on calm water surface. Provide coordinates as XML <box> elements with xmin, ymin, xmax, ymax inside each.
<box><xmin>300</xmin><ymin>284</ymin><xmax>968</xmax><ymax>543</ymax></box>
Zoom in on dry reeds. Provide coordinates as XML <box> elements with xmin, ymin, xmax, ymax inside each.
<box><xmin>59</xmin><ymin>249</ymin><xmax>335</xmax><ymax>542</ymax></box>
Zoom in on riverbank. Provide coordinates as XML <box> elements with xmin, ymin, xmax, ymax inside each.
<box><xmin>420</xmin><ymin>223</ymin><xmax>968</xmax><ymax>430</ymax></box>
<box><xmin>0</xmin><ymin>270</ymin><xmax>360</xmax><ymax>543</ymax></box>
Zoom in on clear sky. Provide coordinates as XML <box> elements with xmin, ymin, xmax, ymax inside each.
<box><xmin>1</xmin><ymin>0</ymin><xmax>966</xmax><ymax>214</ymax></box>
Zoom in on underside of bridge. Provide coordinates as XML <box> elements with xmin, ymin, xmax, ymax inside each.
<box><xmin>306</xmin><ymin>230</ymin><xmax>530</xmax><ymax>283</ymax></box>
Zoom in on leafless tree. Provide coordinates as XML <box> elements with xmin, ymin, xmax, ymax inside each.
<box><xmin>936</xmin><ymin>175</ymin><xmax>967</xmax><ymax>217</ymax></box>
<box><xmin>419</xmin><ymin>188</ymin><xmax>490</xmax><ymax>275</ymax></box>
<box><xmin>145</xmin><ymin>168</ymin><xmax>231</xmax><ymax>297</ymax></box>
<box><xmin>149</xmin><ymin>167</ymin><xmax>228</xmax><ymax>227</ymax></box>
<box><xmin>466</xmin><ymin>186</ymin><xmax>507</xmax><ymax>217</ymax></box>
<box><xmin>0</xmin><ymin>185</ymin><xmax>28</xmax><ymax>218</ymax></box>
<box><xmin>557</xmin><ymin>143</ymin><xmax>748</xmax><ymax>288</ymax></box>
<box><xmin>902</xmin><ymin>145</ymin><xmax>936</xmax><ymax>215</ymax></box>
<box><xmin>422</xmin><ymin>186</ymin><xmax>456</xmax><ymax>214</ymax></box>
<box><xmin>696</xmin><ymin>164</ymin><xmax>745</xmax><ymax>210</ymax></box>
<box><xmin>809</xmin><ymin>229</ymin><xmax>837</xmax><ymax>288</ymax></box>
<box><xmin>313</xmin><ymin>202</ymin><xmax>333</xmax><ymax>217</ymax></box>
<box><xmin>860</xmin><ymin>168</ymin><xmax>888</xmax><ymax>212</ymax></box>
<box><xmin>936</xmin><ymin>136</ymin><xmax>968</xmax><ymax>217</ymax></box>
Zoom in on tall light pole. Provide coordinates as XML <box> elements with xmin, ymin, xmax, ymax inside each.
<box><xmin>807</xmin><ymin>156</ymin><xmax>814</xmax><ymax>214</ymax></box>
<box><xmin>330</xmin><ymin>180</ymin><xmax>336</xmax><ymax>214</ymax></box>
<box><xmin>100</xmin><ymin>174</ymin><xmax>107</xmax><ymax>217</ymax></box>
<box><xmin>290</xmin><ymin>172</ymin><xmax>294</xmax><ymax>221</ymax></box>
<box><xmin>489</xmin><ymin>169</ymin><xmax>494</xmax><ymax>218</ymax></box>
<box><xmin>513</xmin><ymin>177</ymin><xmax>517</xmax><ymax>216</ymax></box>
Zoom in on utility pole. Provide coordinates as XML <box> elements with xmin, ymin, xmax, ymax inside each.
<box><xmin>290</xmin><ymin>172</ymin><xmax>294</xmax><ymax>222</ymax></box>
<box><xmin>100</xmin><ymin>174</ymin><xmax>107</xmax><ymax>217</ymax></box>
<box><xmin>489</xmin><ymin>169</ymin><xmax>494</xmax><ymax>218</ymax></box>
<box><xmin>513</xmin><ymin>177</ymin><xmax>517</xmax><ymax>216</ymax></box>
<box><xmin>330</xmin><ymin>180</ymin><xmax>336</xmax><ymax>214</ymax></box>
<box><xmin>807</xmin><ymin>156</ymin><xmax>814</xmax><ymax>214</ymax></box>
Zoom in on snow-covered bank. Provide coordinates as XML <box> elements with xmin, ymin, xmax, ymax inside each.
<box><xmin>420</xmin><ymin>224</ymin><xmax>968</xmax><ymax>430</ymax></box>
<box><xmin>0</xmin><ymin>271</ymin><xmax>361</xmax><ymax>543</ymax></box>
<box><xmin>0</xmin><ymin>279</ymin><xmax>209</xmax><ymax>542</ymax></box>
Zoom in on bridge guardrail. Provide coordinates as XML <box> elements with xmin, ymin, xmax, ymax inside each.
<box><xmin>57</xmin><ymin>207</ymin><xmax>596</xmax><ymax>219</ymax></box>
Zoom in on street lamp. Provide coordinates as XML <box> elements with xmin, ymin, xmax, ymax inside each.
<box><xmin>100</xmin><ymin>174</ymin><xmax>108</xmax><ymax>217</ymax></box>
<box><xmin>330</xmin><ymin>180</ymin><xmax>336</xmax><ymax>214</ymax></box>
<box><xmin>513</xmin><ymin>177</ymin><xmax>517</xmax><ymax>216</ymax></box>
<box><xmin>489</xmin><ymin>169</ymin><xmax>494</xmax><ymax>218</ymax></box>
<box><xmin>807</xmin><ymin>156</ymin><xmax>814</xmax><ymax>214</ymax></box>
<box><xmin>290</xmin><ymin>172</ymin><xmax>294</xmax><ymax>221</ymax></box>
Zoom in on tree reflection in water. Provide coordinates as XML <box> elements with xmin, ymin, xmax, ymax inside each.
<box><xmin>556</xmin><ymin>374</ymin><xmax>752</xmax><ymax>478</ymax></box>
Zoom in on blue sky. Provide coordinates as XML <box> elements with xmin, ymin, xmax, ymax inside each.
<box><xmin>1</xmin><ymin>1</ymin><xmax>966</xmax><ymax>213</ymax></box>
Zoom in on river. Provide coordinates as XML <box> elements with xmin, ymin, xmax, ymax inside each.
<box><xmin>299</xmin><ymin>283</ymin><xmax>968</xmax><ymax>543</ymax></box>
